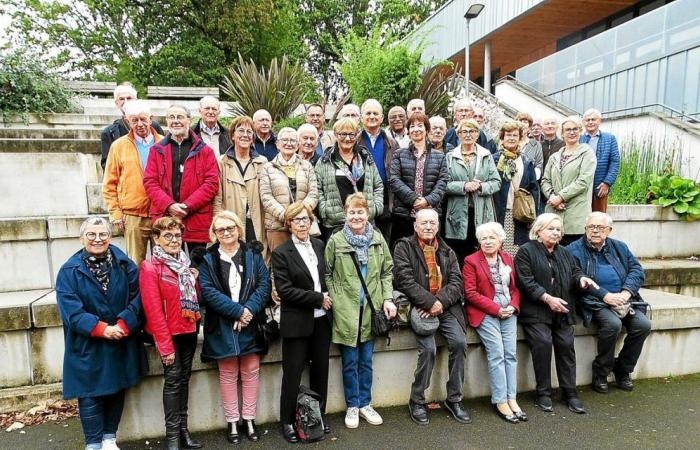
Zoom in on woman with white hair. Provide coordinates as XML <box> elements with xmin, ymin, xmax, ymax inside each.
<box><xmin>514</xmin><ymin>213</ymin><xmax>597</xmax><ymax>415</ymax></box>
<box><xmin>463</xmin><ymin>222</ymin><xmax>524</xmax><ymax>423</ymax></box>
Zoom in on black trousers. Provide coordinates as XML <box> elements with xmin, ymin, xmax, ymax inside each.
<box><xmin>162</xmin><ymin>332</ymin><xmax>198</xmax><ymax>440</ymax></box>
<box><xmin>279</xmin><ymin>316</ymin><xmax>332</xmax><ymax>424</ymax></box>
<box><xmin>522</xmin><ymin>319</ymin><xmax>578</xmax><ymax>398</ymax></box>
<box><xmin>592</xmin><ymin>308</ymin><xmax>651</xmax><ymax>377</ymax></box>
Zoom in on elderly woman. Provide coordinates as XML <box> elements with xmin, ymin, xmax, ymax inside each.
<box><xmin>444</xmin><ymin>118</ymin><xmax>501</xmax><ymax>266</ymax></box>
<box><xmin>197</xmin><ymin>210</ymin><xmax>271</xmax><ymax>444</ymax></box>
<box><xmin>514</xmin><ymin>213</ymin><xmax>597</xmax><ymax>415</ymax></box>
<box><xmin>213</xmin><ymin>115</ymin><xmax>269</xmax><ymax>251</ymax></box>
<box><xmin>493</xmin><ymin>121</ymin><xmax>540</xmax><ymax>255</ymax></box>
<box><xmin>297</xmin><ymin>123</ymin><xmax>322</xmax><ymax>165</ymax></box>
<box><xmin>515</xmin><ymin>112</ymin><xmax>544</xmax><ymax>178</ymax></box>
<box><xmin>325</xmin><ymin>193</ymin><xmax>396</xmax><ymax>429</ymax></box>
<box><xmin>315</xmin><ymin>118</ymin><xmax>384</xmax><ymax>239</ymax></box>
<box><xmin>259</xmin><ymin>126</ymin><xmax>319</xmax><ymax>258</ymax></box>
<box><xmin>463</xmin><ymin>222</ymin><xmax>523</xmax><ymax>424</ymax></box>
<box><xmin>56</xmin><ymin>217</ymin><xmax>145</xmax><ymax>450</ymax></box>
<box><xmin>541</xmin><ymin>116</ymin><xmax>597</xmax><ymax>246</ymax></box>
<box><xmin>272</xmin><ymin>202</ymin><xmax>333</xmax><ymax>442</ymax></box>
<box><xmin>389</xmin><ymin>112</ymin><xmax>449</xmax><ymax>246</ymax></box>
<box><xmin>140</xmin><ymin>217</ymin><xmax>202</xmax><ymax>450</ymax></box>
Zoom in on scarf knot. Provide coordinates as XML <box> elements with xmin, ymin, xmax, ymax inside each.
<box><xmin>343</xmin><ymin>223</ymin><xmax>373</xmax><ymax>263</ymax></box>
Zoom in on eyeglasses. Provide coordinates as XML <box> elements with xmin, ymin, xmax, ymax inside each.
<box><xmin>167</xmin><ymin>115</ymin><xmax>189</xmax><ymax>121</ymax></box>
<box><xmin>291</xmin><ymin>217</ymin><xmax>311</xmax><ymax>225</ymax></box>
<box><xmin>458</xmin><ymin>129</ymin><xmax>478</xmax><ymax>135</ymax></box>
<box><xmin>235</xmin><ymin>128</ymin><xmax>254</xmax><ymax>136</ymax></box>
<box><xmin>162</xmin><ymin>232</ymin><xmax>183</xmax><ymax>242</ymax></box>
<box><xmin>563</xmin><ymin>127</ymin><xmax>580</xmax><ymax>134</ymax></box>
<box><xmin>585</xmin><ymin>225</ymin><xmax>610</xmax><ymax>231</ymax></box>
<box><xmin>280</xmin><ymin>138</ymin><xmax>298</xmax><ymax>145</ymax></box>
<box><xmin>214</xmin><ymin>226</ymin><xmax>237</xmax><ymax>236</ymax></box>
<box><xmin>85</xmin><ymin>232</ymin><xmax>110</xmax><ymax>241</ymax></box>
<box><xmin>337</xmin><ymin>132</ymin><xmax>357</xmax><ymax>140</ymax></box>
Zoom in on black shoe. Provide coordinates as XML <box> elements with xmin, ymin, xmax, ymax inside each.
<box><xmin>615</xmin><ymin>372</ymin><xmax>634</xmax><ymax>391</ymax></box>
<box><xmin>444</xmin><ymin>401</ymin><xmax>472</xmax><ymax>424</ymax></box>
<box><xmin>492</xmin><ymin>404</ymin><xmax>518</xmax><ymax>424</ymax></box>
<box><xmin>244</xmin><ymin>419</ymin><xmax>259</xmax><ymax>442</ymax></box>
<box><xmin>321</xmin><ymin>416</ymin><xmax>331</xmax><ymax>434</ymax></box>
<box><xmin>592</xmin><ymin>374</ymin><xmax>609</xmax><ymax>394</ymax></box>
<box><xmin>408</xmin><ymin>400</ymin><xmax>429</xmax><ymax>425</ymax></box>
<box><xmin>514</xmin><ymin>410</ymin><xmax>528</xmax><ymax>422</ymax></box>
<box><xmin>535</xmin><ymin>395</ymin><xmax>553</xmax><ymax>412</ymax></box>
<box><xmin>282</xmin><ymin>423</ymin><xmax>298</xmax><ymax>443</ymax></box>
<box><xmin>226</xmin><ymin>422</ymin><xmax>241</xmax><ymax>445</ymax></box>
<box><xmin>179</xmin><ymin>427</ymin><xmax>203</xmax><ymax>449</ymax></box>
<box><xmin>566</xmin><ymin>397</ymin><xmax>587</xmax><ymax>414</ymax></box>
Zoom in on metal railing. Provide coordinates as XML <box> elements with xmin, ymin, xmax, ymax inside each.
<box><xmin>467</xmin><ymin>80</ymin><xmax>519</xmax><ymax>118</ymax></box>
<box><xmin>601</xmin><ymin>104</ymin><xmax>700</xmax><ymax>124</ymax></box>
<box><xmin>495</xmin><ymin>75</ymin><xmax>580</xmax><ymax>116</ymax></box>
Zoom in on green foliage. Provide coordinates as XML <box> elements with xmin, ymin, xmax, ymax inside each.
<box><xmin>220</xmin><ymin>54</ymin><xmax>314</xmax><ymax>123</ymax></box>
<box><xmin>0</xmin><ymin>50</ymin><xmax>76</xmax><ymax>121</ymax></box>
<box><xmin>339</xmin><ymin>29</ymin><xmax>423</xmax><ymax>111</ymax></box>
<box><xmin>273</xmin><ymin>115</ymin><xmax>306</xmax><ymax>133</ymax></box>
<box><xmin>648</xmin><ymin>175</ymin><xmax>700</xmax><ymax>221</ymax></box>
<box><xmin>147</xmin><ymin>35</ymin><xmax>227</xmax><ymax>87</ymax></box>
<box><xmin>412</xmin><ymin>63</ymin><xmax>462</xmax><ymax>117</ymax></box>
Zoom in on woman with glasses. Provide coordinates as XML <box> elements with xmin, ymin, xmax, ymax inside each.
<box><xmin>444</xmin><ymin>118</ymin><xmax>500</xmax><ymax>266</ymax></box>
<box><xmin>315</xmin><ymin>118</ymin><xmax>384</xmax><ymax>240</ymax></box>
<box><xmin>259</xmin><ymin>127</ymin><xmax>319</xmax><ymax>260</ymax></box>
<box><xmin>198</xmin><ymin>211</ymin><xmax>271</xmax><ymax>444</ymax></box>
<box><xmin>493</xmin><ymin>121</ymin><xmax>540</xmax><ymax>255</ymax></box>
<box><xmin>56</xmin><ymin>217</ymin><xmax>146</xmax><ymax>450</ymax></box>
<box><xmin>140</xmin><ymin>217</ymin><xmax>202</xmax><ymax>450</ymax></box>
<box><xmin>541</xmin><ymin>116</ymin><xmax>596</xmax><ymax>246</ymax></box>
<box><xmin>213</xmin><ymin>115</ymin><xmax>269</xmax><ymax>253</ymax></box>
<box><xmin>389</xmin><ymin>112</ymin><xmax>449</xmax><ymax>247</ymax></box>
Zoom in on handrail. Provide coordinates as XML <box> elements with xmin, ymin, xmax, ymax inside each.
<box><xmin>601</xmin><ymin>104</ymin><xmax>700</xmax><ymax>123</ymax></box>
<box><xmin>495</xmin><ymin>75</ymin><xmax>580</xmax><ymax>116</ymax></box>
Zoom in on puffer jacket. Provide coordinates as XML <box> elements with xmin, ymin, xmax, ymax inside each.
<box><xmin>389</xmin><ymin>142</ymin><xmax>449</xmax><ymax>219</ymax></box>
<box><xmin>259</xmin><ymin>153</ymin><xmax>318</xmax><ymax>231</ymax></box>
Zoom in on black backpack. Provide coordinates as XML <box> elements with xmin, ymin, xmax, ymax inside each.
<box><xmin>295</xmin><ymin>386</ymin><xmax>325</xmax><ymax>443</ymax></box>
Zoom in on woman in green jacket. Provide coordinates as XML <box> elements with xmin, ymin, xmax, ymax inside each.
<box><xmin>324</xmin><ymin>193</ymin><xmax>396</xmax><ymax>430</ymax></box>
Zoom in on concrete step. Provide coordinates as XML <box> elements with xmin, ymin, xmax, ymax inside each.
<box><xmin>0</xmin><ymin>383</ymin><xmax>64</xmax><ymax>414</ymax></box>
<box><xmin>641</xmin><ymin>258</ymin><xmax>700</xmax><ymax>297</ymax></box>
<box><xmin>0</xmin><ymin>127</ymin><xmax>102</xmax><ymax>140</ymax></box>
<box><xmin>0</xmin><ymin>138</ymin><xmax>100</xmax><ymax>154</ymax></box>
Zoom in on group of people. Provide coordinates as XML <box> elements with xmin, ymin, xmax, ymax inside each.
<box><xmin>56</xmin><ymin>83</ymin><xmax>644</xmax><ymax>450</ymax></box>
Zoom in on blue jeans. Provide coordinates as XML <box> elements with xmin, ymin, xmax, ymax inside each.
<box><xmin>78</xmin><ymin>390</ymin><xmax>125</xmax><ymax>447</ymax></box>
<box><xmin>476</xmin><ymin>315</ymin><xmax>518</xmax><ymax>404</ymax></box>
<box><xmin>338</xmin><ymin>339</ymin><xmax>375</xmax><ymax>408</ymax></box>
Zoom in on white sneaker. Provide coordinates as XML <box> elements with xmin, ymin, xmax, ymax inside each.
<box><xmin>345</xmin><ymin>407</ymin><xmax>360</xmax><ymax>428</ymax></box>
<box><xmin>101</xmin><ymin>438</ymin><xmax>120</xmax><ymax>450</ymax></box>
<box><xmin>359</xmin><ymin>405</ymin><xmax>383</xmax><ymax>425</ymax></box>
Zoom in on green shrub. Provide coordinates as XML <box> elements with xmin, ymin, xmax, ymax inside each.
<box><xmin>648</xmin><ymin>175</ymin><xmax>700</xmax><ymax>220</ymax></box>
<box><xmin>273</xmin><ymin>115</ymin><xmax>306</xmax><ymax>133</ymax></box>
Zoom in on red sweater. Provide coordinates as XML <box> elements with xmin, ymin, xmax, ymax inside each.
<box><xmin>463</xmin><ymin>250</ymin><xmax>520</xmax><ymax>328</ymax></box>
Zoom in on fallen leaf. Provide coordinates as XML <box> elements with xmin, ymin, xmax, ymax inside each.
<box><xmin>427</xmin><ymin>402</ymin><xmax>441</xmax><ymax>410</ymax></box>
<box><xmin>5</xmin><ymin>422</ymin><xmax>25</xmax><ymax>432</ymax></box>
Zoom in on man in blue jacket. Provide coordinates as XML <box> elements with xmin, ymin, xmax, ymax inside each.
<box><xmin>567</xmin><ymin>212</ymin><xmax>651</xmax><ymax>394</ymax></box>
<box><xmin>580</xmin><ymin>108</ymin><xmax>620</xmax><ymax>213</ymax></box>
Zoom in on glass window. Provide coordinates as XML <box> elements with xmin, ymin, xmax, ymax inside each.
<box><xmin>664</xmin><ymin>52</ymin><xmax>686</xmax><ymax>110</ymax></box>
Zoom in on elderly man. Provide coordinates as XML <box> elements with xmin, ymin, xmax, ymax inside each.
<box><xmin>393</xmin><ymin>208</ymin><xmax>470</xmax><ymax>426</ymax></box>
<box><xmin>337</xmin><ymin>103</ymin><xmax>361</xmax><ymax>123</ymax></box>
<box><xmin>253</xmin><ymin>109</ymin><xmax>277</xmax><ymax>161</ymax></box>
<box><xmin>386</xmin><ymin>106</ymin><xmax>410</xmax><ymax>148</ymax></box>
<box><xmin>100</xmin><ymin>83</ymin><xmax>164</xmax><ymax>169</ymax></box>
<box><xmin>567</xmin><ymin>212</ymin><xmax>651</xmax><ymax>394</ymax></box>
<box><xmin>143</xmin><ymin>104</ymin><xmax>219</xmax><ymax>256</ymax></box>
<box><xmin>191</xmin><ymin>96</ymin><xmax>231</xmax><ymax>155</ymax></box>
<box><xmin>297</xmin><ymin>123</ymin><xmax>322</xmax><ymax>165</ymax></box>
<box><xmin>406</xmin><ymin>98</ymin><xmax>425</xmax><ymax>117</ymax></box>
<box><xmin>541</xmin><ymin>116</ymin><xmax>564</xmax><ymax>170</ymax></box>
<box><xmin>306</xmin><ymin>104</ymin><xmax>335</xmax><ymax>155</ymax></box>
<box><xmin>472</xmin><ymin>106</ymin><xmax>486</xmax><ymax>128</ymax></box>
<box><xmin>530</xmin><ymin>118</ymin><xmax>543</xmax><ymax>141</ymax></box>
<box><xmin>102</xmin><ymin>101</ymin><xmax>162</xmax><ymax>265</ymax></box>
<box><xmin>444</xmin><ymin>99</ymin><xmax>497</xmax><ymax>153</ymax></box>
<box><xmin>428</xmin><ymin>116</ymin><xmax>454</xmax><ymax>153</ymax></box>
<box><xmin>580</xmin><ymin>108</ymin><xmax>620</xmax><ymax>213</ymax></box>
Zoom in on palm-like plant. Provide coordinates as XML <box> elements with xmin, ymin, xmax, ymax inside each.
<box><xmin>413</xmin><ymin>64</ymin><xmax>464</xmax><ymax>118</ymax></box>
<box><xmin>220</xmin><ymin>54</ymin><xmax>313</xmax><ymax>122</ymax></box>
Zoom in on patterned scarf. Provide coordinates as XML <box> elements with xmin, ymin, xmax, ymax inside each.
<box><xmin>334</xmin><ymin>148</ymin><xmax>365</xmax><ymax>189</ymax></box>
<box><xmin>82</xmin><ymin>249</ymin><xmax>113</xmax><ymax>293</ymax></box>
<box><xmin>418</xmin><ymin>237</ymin><xmax>442</xmax><ymax>295</ymax></box>
<box><xmin>496</xmin><ymin>147</ymin><xmax>520</xmax><ymax>181</ymax></box>
<box><xmin>152</xmin><ymin>245</ymin><xmax>200</xmax><ymax>321</ymax></box>
<box><xmin>342</xmin><ymin>222</ymin><xmax>373</xmax><ymax>264</ymax></box>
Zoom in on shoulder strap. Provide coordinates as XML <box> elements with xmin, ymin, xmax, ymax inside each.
<box><xmin>349</xmin><ymin>252</ymin><xmax>377</xmax><ymax>314</ymax></box>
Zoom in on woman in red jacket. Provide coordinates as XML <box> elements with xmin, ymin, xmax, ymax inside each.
<box><xmin>463</xmin><ymin>222</ymin><xmax>525</xmax><ymax>424</ymax></box>
<box><xmin>140</xmin><ymin>217</ymin><xmax>202</xmax><ymax>450</ymax></box>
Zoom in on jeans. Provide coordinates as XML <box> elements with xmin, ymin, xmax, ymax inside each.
<box><xmin>476</xmin><ymin>315</ymin><xmax>518</xmax><ymax>404</ymax></box>
<box><xmin>410</xmin><ymin>312</ymin><xmax>467</xmax><ymax>404</ymax></box>
<box><xmin>78</xmin><ymin>390</ymin><xmax>125</xmax><ymax>447</ymax></box>
<box><xmin>592</xmin><ymin>307</ymin><xmax>651</xmax><ymax>377</ymax></box>
<box><xmin>338</xmin><ymin>339</ymin><xmax>375</xmax><ymax>408</ymax></box>
<box><xmin>162</xmin><ymin>333</ymin><xmax>197</xmax><ymax>441</ymax></box>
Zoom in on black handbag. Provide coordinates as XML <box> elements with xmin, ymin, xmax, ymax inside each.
<box><xmin>350</xmin><ymin>252</ymin><xmax>394</xmax><ymax>344</ymax></box>
<box><xmin>255</xmin><ymin>307</ymin><xmax>280</xmax><ymax>355</ymax></box>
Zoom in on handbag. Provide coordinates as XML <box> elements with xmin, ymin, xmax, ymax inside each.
<box><xmin>255</xmin><ymin>306</ymin><xmax>280</xmax><ymax>355</ymax></box>
<box><xmin>349</xmin><ymin>252</ymin><xmax>394</xmax><ymax>344</ymax></box>
<box><xmin>512</xmin><ymin>188</ymin><xmax>536</xmax><ymax>223</ymax></box>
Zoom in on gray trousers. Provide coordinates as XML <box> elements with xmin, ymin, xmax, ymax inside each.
<box><xmin>410</xmin><ymin>312</ymin><xmax>467</xmax><ymax>404</ymax></box>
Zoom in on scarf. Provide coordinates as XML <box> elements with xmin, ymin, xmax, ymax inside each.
<box><xmin>152</xmin><ymin>245</ymin><xmax>200</xmax><ymax>321</ymax></box>
<box><xmin>82</xmin><ymin>249</ymin><xmax>113</xmax><ymax>293</ymax></box>
<box><xmin>342</xmin><ymin>222</ymin><xmax>373</xmax><ymax>264</ymax></box>
<box><xmin>496</xmin><ymin>147</ymin><xmax>520</xmax><ymax>181</ymax></box>
<box><xmin>334</xmin><ymin>148</ymin><xmax>365</xmax><ymax>189</ymax></box>
<box><xmin>418</xmin><ymin>237</ymin><xmax>442</xmax><ymax>295</ymax></box>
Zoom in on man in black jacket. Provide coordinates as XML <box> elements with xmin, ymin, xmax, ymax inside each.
<box><xmin>393</xmin><ymin>208</ymin><xmax>470</xmax><ymax>426</ymax></box>
<box><xmin>191</xmin><ymin>96</ymin><xmax>231</xmax><ymax>156</ymax></box>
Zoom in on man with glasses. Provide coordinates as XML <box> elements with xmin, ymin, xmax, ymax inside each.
<box><xmin>385</xmin><ymin>106</ymin><xmax>410</xmax><ymax>148</ymax></box>
<box><xmin>444</xmin><ymin>99</ymin><xmax>497</xmax><ymax>154</ymax></box>
<box><xmin>337</xmin><ymin>104</ymin><xmax>361</xmax><ymax>123</ymax></box>
<box><xmin>100</xmin><ymin>82</ymin><xmax>164</xmax><ymax>169</ymax></box>
<box><xmin>580</xmin><ymin>108</ymin><xmax>620</xmax><ymax>213</ymax></box>
<box><xmin>253</xmin><ymin>109</ymin><xmax>277</xmax><ymax>161</ymax></box>
<box><xmin>143</xmin><ymin>104</ymin><xmax>219</xmax><ymax>256</ymax></box>
<box><xmin>102</xmin><ymin>100</ymin><xmax>162</xmax><ymax>264</ymax></box>
<box><xmin>306</xmin><ymin>104</ymin><xmax>335</xmax><ymax>156</ymax></box>
<box><xmin>567</xmin><ymin>212</ymin><xmax>651</xmax><ymax>394</ymax></box>
<box><xmin>192</xmin><ymin>96</ymin><xmax>231</xmax><ymax>155</ymax></box>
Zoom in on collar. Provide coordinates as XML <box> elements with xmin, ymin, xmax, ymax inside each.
<box><xmin>585</xmin><ymin>238</ymin><xmax>607</xmax><ymax>252</ymax></box>
<box><xmin>292</xmin><ymin>235</ymin><xmax>311</xmax><ymax>246</ymax></box>
<box><xmin>417</xmin><ymin>235</ymin><xmax>439</xmax><ymax>250</ymax></box>
<box><xmin>364</xmin><ymin>129</ymin><xmax>381</xmax><ymax>139</ymax></box>
<box><xmin>275</xmin><ymin>153</ymin><xmax>297</xmax><ymax>166</ymax></box>
<box><xmin>200</xmin><ymin>121</ymin><xmax>220</xmax><ymax>135</ymax></box>
<box><xmin>134</xmin><ymin>133</ymin><xmax>154</xmax><ymax>145</ymax></box>
<box><xmin>167</xmin><ymin>133</ymin><xmax>192</xmax><ymax>146</ymax></box>
<box><xmin>585</xmin><ymin>130</ymin><xmax>601</xmax><ymax>138</ymax></box>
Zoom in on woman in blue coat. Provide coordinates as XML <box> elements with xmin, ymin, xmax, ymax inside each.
<box><xmin>198</xmin><ymin>210</ymin><xmax>271</xmax><ymax>444</ymax></box>
<box><xmin>56</xmin><ymin>217</ymin><xmax>146</xmax><ymax>450</ymax></box>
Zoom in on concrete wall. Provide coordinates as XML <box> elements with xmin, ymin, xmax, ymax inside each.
<box><xmin>494</xmin><ymin>81</ymin><xmax>569</xmax><ymax>121</ymax></box>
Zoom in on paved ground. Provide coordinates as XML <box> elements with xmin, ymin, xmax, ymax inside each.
<box><xmin>4</xmin><ymin>375</ymin><xmax>699</xmax><ymax>450</ymax></box>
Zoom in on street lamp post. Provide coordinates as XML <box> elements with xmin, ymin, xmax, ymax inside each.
<box><xmin>464</xmin><ymin>2</ymin><xmax>485</xmax><ymax>97</ymax></box>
